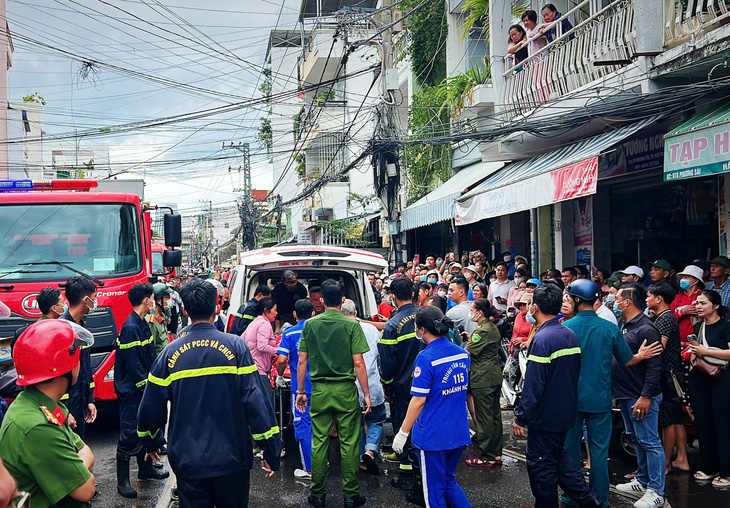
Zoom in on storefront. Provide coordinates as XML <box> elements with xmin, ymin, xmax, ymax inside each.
<box><xmin>399</xmin><ymin>161</ymin><xmax>503</xmax><ymax>258</ymax></box>
<box><xmin>456</xmin><ymin>118</ymin><xmax>657</xmax><ymax>274</ymax></box>
<box><xmin>663</xmin><ymin>100</ymin><xmax>730</xmax><ymax>258</ymax></box>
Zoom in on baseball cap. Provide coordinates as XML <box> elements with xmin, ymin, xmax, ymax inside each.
<box><xmin>619</xmin><ymin>265</ymin><xmax>644</xmax><ymax>278</ymax></box>
<box><xmin>651</xmin><ymin>259</ymin><xmax>672</xmax><ymax>271</ymax></box>
<box><xmin>710</xmin><ymin>256</ymin><xmax>730</xmax><ymax>269</ymax></box>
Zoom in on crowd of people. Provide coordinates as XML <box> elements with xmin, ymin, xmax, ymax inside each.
<box><xmin>0</xmin><ymin>245</ymin><xmax>729</xmax><ymax>508</ymax></box>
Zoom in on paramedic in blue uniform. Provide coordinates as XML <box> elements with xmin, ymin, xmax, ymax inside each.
<box><xmin>230</xmin><ymin>284</ymin><xmax>272</xmax><ymax>336</ymax></box>
<box><xmin>276</xmin><ymin>298</ymin><xmax>315</xmax><ymax>480</ymax></box>
<box><xmin>137</xmin><ymin>279</ymin><xmax>281</xmax><ymax>508</ymax></box>
<box><xmin>513</xmin><ymin>284</ymin><xmax>601</xmax><ymax>508</ymax></box>
<box><xmin>392</xmin><ymin>306</ymin><xmax>472</xmax><ymax>508</ymax></box>
<box><xmin>378</xmin><ymin>277</ymin><xmax>422</xmax><ymax>491</ymax></box>
<box><xmin>115</xmin><ymin>283</ymin><xmax>168</xmax><ymax>499</ymax></box>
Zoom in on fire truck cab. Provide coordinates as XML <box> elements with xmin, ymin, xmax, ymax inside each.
<box><xmin>0</xmin><ymin>179</ymin><xmax>182</xmax><ymax>402</ymax></box>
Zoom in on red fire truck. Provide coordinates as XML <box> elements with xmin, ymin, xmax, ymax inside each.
<box><xmin>0</xmin><ymin>179</ymin><xmax>181</xmax><ymax>402</ymax></box>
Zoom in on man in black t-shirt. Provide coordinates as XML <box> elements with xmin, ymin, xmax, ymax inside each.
<box><xmin>272</xmin><ymin>270</ymin><xmax>308</xmax><ymax>327</ymax></box>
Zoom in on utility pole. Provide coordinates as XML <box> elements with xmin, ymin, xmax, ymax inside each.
<box><xmin>225</xmin><ymin>142</ymin><xmax>256</xmax><ymax>251</ymax></box>
<box><xmin>375</xmin><ymin>0</ymin><xmax>400</xmax><ymax>266</ymax></box>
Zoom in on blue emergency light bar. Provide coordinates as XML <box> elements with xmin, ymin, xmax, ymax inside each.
<box><xmin>0</xmin><ymin>180</ymin><xmax>33</xmax><ymax>190</ymax></box>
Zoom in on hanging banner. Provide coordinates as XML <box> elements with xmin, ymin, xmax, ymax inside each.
<box><xmin>456</xmin><ymin>156</ymin><xmax>598</xmax><ymax>225</ymax></box>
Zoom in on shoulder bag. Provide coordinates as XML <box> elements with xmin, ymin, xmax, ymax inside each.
<box><xmin>690</xmin><ymin>322</ymin><xmax>729</xmax><ymax>380</ymax></box>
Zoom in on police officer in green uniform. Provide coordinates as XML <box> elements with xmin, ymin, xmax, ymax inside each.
<box><xmin>464</xmin><ymin>298</ymin><xmax>503</xmax><ymax>467</ymax></box>
<box><xmin>296</xmin><ymin>279</ymin><xmax>371</xmax><ymax>508</ymax></box>
<box><xmin>0</xmin><ymin>319</ymin><xmax>96</xmax><ymax>508</ymax></box>
<box><xmin>150</xmin><ymin>282</ymin><xmax>172</xmax><ymax>355</ymax></box>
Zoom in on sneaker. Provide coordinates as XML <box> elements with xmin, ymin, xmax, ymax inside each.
<box><xmin>616</xmin><ymin>479</ymin><xmax>647</xmax><ymax>495</ymax></box>
<box><xmin>294</xmin><ymin>469</ymin><xmax>312</xmax><ymax>480</ymax></box>
<box><xmin>384</xmin><ymin>452</ymin><xmax>401</xmax><ymax>463</ymax></box>
<box><xmin>633</xmin><ymin>489</ymin><xmax>664</xmax><ymax>508</ymax></box>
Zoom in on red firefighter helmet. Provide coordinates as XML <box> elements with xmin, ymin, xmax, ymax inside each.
<box><xmin>15</xmin><ymin>319</ymin><xmax>94</xmax><ymax>386</ymax></box>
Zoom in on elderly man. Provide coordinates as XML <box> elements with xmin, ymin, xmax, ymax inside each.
<box><xmin>342</xmin><ymin>299</ymin><xmax>386</xmax><ymax>476</ymax></box>
<box><xmin>273</xmin><ymin>270</ymin><xmax>308</xmax><ymax>326</ymax></box>
<box><xmin>706</xmin><ymin>255</ymin><xmax>730</xmax><ymax>317</ymax></box>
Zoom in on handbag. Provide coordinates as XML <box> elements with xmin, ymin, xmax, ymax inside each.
<box><xmin>690</xmin><ymin>323</ymin><xmax>729</xmax><ymax>380</ymax></box>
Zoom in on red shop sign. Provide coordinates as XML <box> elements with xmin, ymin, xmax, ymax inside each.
<box><xmin>552</xmin><ymin>156</ymin><xmax>598</xmax><ymax>201</ymax></box>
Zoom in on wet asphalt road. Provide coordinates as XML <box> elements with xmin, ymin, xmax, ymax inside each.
<box><xmin>85</xmin><ymin>407</ymin><xmax>727</xmax><ymax>508</ymax></box>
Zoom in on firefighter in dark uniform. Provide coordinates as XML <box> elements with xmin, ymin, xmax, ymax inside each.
<box><xmin>230</xmin><ymin>284</ymin><xmax>271</xmax><ymax>336</ymax></box>
<box><xmin>0</xmin><ymin>319</ymin><xmax>96</xmax><ymax>507</ymax></box>
<box><xmin>115</xmin><ymin>283</ymin><xmax>168</xmax><ymax>498</ymax></box>
<box><xmin>378</xmin><ymin>277</ymin><xmax>422</xmax><ymax>491</ymax></box>
<box><xmin>513</xmin><ymin>284</ymin><xmax>601</xmax><ymax>508</ymax></box>
<box><xmin>61</xmin><ymin>276</ymin><xmax>98</xmax><ymax>439</ymax></box>
<box><xmin>137</xmin><ymin>279</ymin><xmax>281</xmax><ymax>507</ymax></box>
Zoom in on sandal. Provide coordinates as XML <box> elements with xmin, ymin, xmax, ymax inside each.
<box><xmin>712</xmin><ymin>477</ymin><xmax>730</xmax><ymax>488</ymax></box>
<box><xmin>694</xmin><ymin>471</ymin><xmax>719</xmax><ymax>481</ymax></box>
<box><xmin>465</xmin><ymin>457</ymin><xmax>496</xmax><ymax>468</ymax></box>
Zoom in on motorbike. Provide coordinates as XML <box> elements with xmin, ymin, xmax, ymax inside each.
<box><xmin>496</xmin><ymin>308</ymin><xmax>527</xmax><ymax>408</ymax></box>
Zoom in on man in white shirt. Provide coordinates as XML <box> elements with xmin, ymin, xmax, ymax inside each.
<box><xmin>446</xmin><ymin>276</ymin><xmax>477</xmax><ymax>341</ymax></box>
<box><xmin>341</xmin><ymin>299</ymin><xmax>385</xmax><ymax>476</ymax></box>
<box><xmin>594</xmin><ymin>299</ymin><xmax>618</xmax><ymax>325</ymax></box>
<box><xmin>489</xmin><ymin>263</ymin><xmax>515</xmax><ymax>314</ymax></box>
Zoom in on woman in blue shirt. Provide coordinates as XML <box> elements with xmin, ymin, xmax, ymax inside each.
<box><xmin>392</xmin><ymin>306</ymin><xmax>472</xmax><ymax>508</ymax></box>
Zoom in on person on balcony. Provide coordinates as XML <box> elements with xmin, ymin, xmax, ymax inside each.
<box><xmin>507</xmin><ymin>24</ymin><xmax>528</xmax><ymax>65</ymax></box>
<box><xmin>541</xmin><ymin>3</ymin><xmax>574</xmax><ymax>42</ymax></box>
<box><xmin>521</xmin><ymin>10</ymin><xmax>548</xmax><ymax>56</ymax></box>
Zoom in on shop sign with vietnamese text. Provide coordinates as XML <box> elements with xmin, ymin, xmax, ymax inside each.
<box><xmin>664</xmin><ymin>123</ymin><xmax>730</xmax><ymax>181</ymax></box>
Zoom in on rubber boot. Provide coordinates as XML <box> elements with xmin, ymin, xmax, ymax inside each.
<box><xmin>137</xmin><ymin>452</ymin><xmax>169</xmax><ymax>480</ymax></box>
<box><xmin>116</xmin><ymin>459</ymin><xmax>137</xmax><ymax>498</ymax></box>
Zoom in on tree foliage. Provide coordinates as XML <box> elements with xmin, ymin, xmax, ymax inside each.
<box><xmin>401</xmin><ymin>0</ymin><xmax>448</xmax><ymax>87</ymax></box>
<box><xmin>405</xmin><ymin>85</ymin><xmax>451</xmax><ymax>205</ymax></box>
<box><xmin>257</xmin><ymin>118</ymin><xmax>272</xmax><ymax>153</ymax></box>
<box><xmin>22</xmin><ymin>92</ymin><xmax>46</xmax><ymax>105</ymax></box>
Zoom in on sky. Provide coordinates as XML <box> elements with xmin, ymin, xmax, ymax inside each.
<box><xmin>6</xmin><ymin>0</ymin><xmax>304</xmax><ymax>235</ymax></box>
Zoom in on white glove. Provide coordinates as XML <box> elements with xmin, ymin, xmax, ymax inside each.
<box><xmin>392</xmin><ymin>429</ymin><xmax>410</xmax><ymax>455</ymax></box>
<box><xmin>275</xmin><ymin>375</ymin><xmax>287</xmax><ymax>388</ymax></box>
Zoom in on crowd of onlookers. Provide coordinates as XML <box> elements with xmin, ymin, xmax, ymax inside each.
<box><xmin>372</xmin><ymin>246</ymin><xmax>730</xmax><ymax>504</ymax></box>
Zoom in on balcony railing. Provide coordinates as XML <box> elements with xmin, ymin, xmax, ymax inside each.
<box><xmin>664</xmin><ymin>0</ymin><xmax>730</xmax><ymax>47</ymax></box>
<box><xmin>502</xmin><ymin>0</ymin><xmax>636</xmax><ymax>120</ymax></box>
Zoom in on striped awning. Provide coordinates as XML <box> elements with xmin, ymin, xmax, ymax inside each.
<box><xmin>456</xmin><ymin>116</ymin><xmax>660</xmax><ymax>225</ymax></box>
<box><xmin>400</xmin><ymin>161</ymin><xmax>503</xmax><ymax>232</ymax></box>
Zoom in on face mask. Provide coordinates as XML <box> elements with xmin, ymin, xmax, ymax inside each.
<box><xmin>85</xmin><ymin>297</ymin><xmax>97</xmax><ymax>312</ymax></box>
<box><xmin>464</xmin><ymin>272</ymin><xmax>473</xmax><ymax>281</ymax></box>
<box><xmin>428</xmin><ymin>278</ymin><xmax>438</xmax><ymax>284</ymax></box>
<box><xmin>438</xmin><ymin>290</ymin><xmax>447</xmax><ymax>298</ymax></box>
<box><xmin>613</xmin><ymin>300</ymin><xmax>624</xmax><ymax>317</ymax></box>
<box><xmin>416</xmin><ymin>328</ymin><xmax>425</xmax><ymax>343</ymax></box>
<box><xmin>165</xmin><ymin>300</ymin><xmax>173</xmax><ymax>309</ymax></box>
<box><xmin>514</xmin><ymin>277</ymin><xmax>524</xmax><ymax>285</ymax></box>
<box><xmin>490</xmin><ymin>278</ymin><xmax>497</xmax><ymax>284</ymax></box>
<box><xmin>525</xmin><ymin>309</ymin><xmax>537</xmax><ymax>325</ymax></box>
<box><xmin>679</xmin><ymin>279</ymin><xmax>692</xmax><ymax>291</ymax></box>
<box><xmin>468</xmin><ymin>311</ymin><xmax>479</xmax><ymax>322</ymax></box>
<box><xmin>420</xmin><ymin>275</ymin><xmax>427</xmax><ymax>282</ymax></box>
<box><xmin>504</xmin><ymin>255</ymin><xmax>512</xmax><ymax>263</ymax></box>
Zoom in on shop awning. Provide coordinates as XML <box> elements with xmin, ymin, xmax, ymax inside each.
<box><xmin>455</xmin><ymin>117</ymin><xmax>659</xmax><ymax>225</ymax></box>
<box><xmin>400</xmin><ymin>161</ymin><xmax>503</xmax><ymax>231</ymax></box>
<box><xmin>664</xmin><ymin>100</ymin><xmax>730</xmax><ymax>182</ymax></box>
